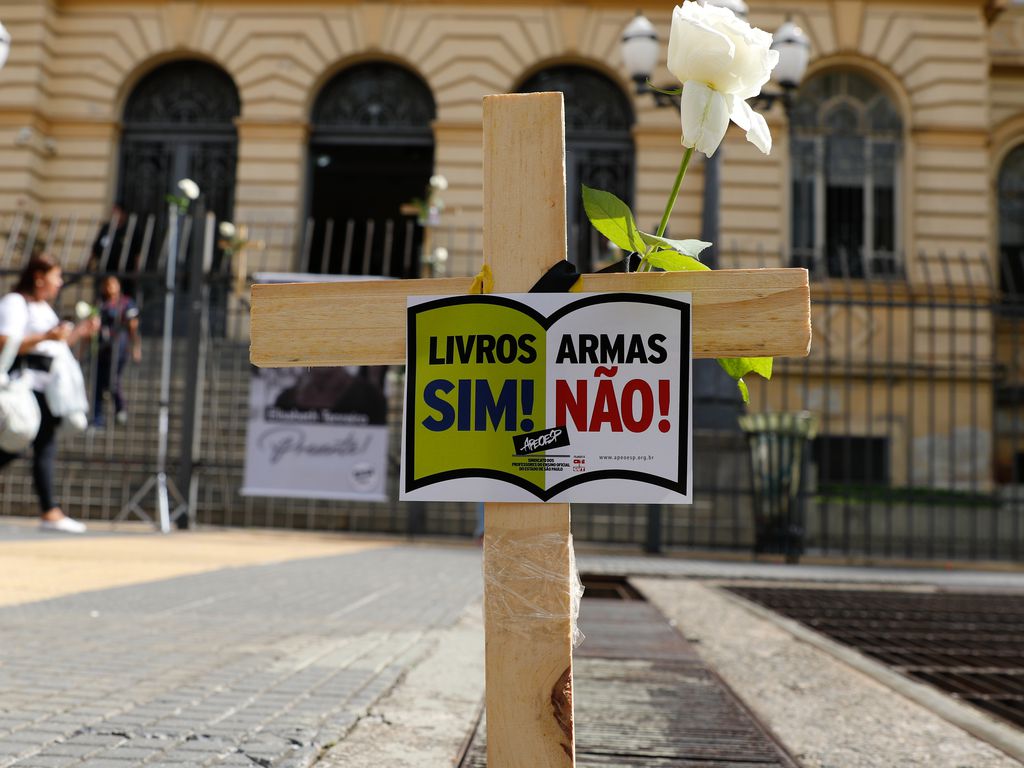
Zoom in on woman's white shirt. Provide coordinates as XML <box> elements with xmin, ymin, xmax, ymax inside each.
<box><xmin>0</xmin><ymin>292</ymin><xmax>59</xmax><ymax>391</ymax></box>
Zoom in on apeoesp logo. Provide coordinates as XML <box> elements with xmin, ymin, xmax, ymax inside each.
<box><xmin>513</xmin><ymin>426</ymin><xmax>571</xmax><ymax>456</ymax></box>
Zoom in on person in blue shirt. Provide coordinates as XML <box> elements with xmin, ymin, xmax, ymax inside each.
<box><xmin>93</xmin><ymin>275</ymin><xmax>140</xmax><ymax>428</ymax></box>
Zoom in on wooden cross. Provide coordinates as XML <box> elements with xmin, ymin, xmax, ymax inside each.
<box><xmin>251</xmin><ymin>92</ymin><xmax>810</xmax><ymax>767</ymax></box>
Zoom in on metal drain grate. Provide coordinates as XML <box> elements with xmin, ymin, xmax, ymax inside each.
<box><xmin>460</xmin><ymin>592</ymin><xmax>797</xmax><ymax>766</ymax></box>
<box><xmin>579</xmin><ymin>573</ymin><xmax>646</xmax><ymax>601</ymax></box>
<box><xmin>728</xmin><ymin>586</ymin><xmax>1024</xmax><ymax>729</ymax></box>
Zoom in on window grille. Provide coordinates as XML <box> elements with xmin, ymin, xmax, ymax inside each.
<box><xmin>518</xmin><ymin>66</ymin><xmax>635</xmax><ymax>272</ymax></box>
<box><xmin>790</xmin><ymin>71</ymin><xmax>903</xmax><ymax>278</ymax></box>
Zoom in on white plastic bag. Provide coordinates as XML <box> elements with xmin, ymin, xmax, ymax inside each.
<box><xmin>36</xmin><ymin>340</ymin><xmax>89</xmax><ymax>432</ymax></box>
<box><xmin>0</xmin><ymin>336</ymin><xmax>41</xmax><ymax>453</ymax></box>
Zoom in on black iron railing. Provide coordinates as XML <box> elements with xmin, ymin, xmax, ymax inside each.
<box><xmin>0</xmin><ymin>210</ymin><xmax>1021</xmax><ymax>561</ymax></box>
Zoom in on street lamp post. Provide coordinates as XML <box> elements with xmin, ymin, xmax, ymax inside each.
<box><xmin>620</xmin><ymin>5</ymin><xmax>810</xmax><ymax>552</ymax></box>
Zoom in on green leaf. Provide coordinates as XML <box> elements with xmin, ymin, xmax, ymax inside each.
<box><xmin>717</xmin><ymin>356</ymin><xmax>773</xmax><ymax>403</ymax></box>
<box><xmin>718</xmin><ymin>356</ymin><xmax>773</xmax><ymax>381</ymax></box>
<box><xmin>640</xmin><ymin>232</ymin><xmax>712</xmax><ymax>259</ymax></box>
<box><xmin>648</xmin><ymin>83</ymin><xmax>682</xmax><ymax>97</ymax></box>
<box><xmin>735</xmin><ymin>378</ymin><xmax>750</xmax><ymax>403</ymax></box>
<box><xmin>645</xmin><ymin>249</ymin><xmax>710</xmax><ymax>271</ymax></box>
<box><xmin>581</xmin><ymin>185</ymin><xmax>645</xmax><ymax>253</ymax></box>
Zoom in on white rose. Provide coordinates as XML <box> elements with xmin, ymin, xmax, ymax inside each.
<box><xmin>177</xmin><ymin>178</ymin><xmax>200</xmax><ymax>200</ymax></box>
<box><xmin>667</xmin><ymin>1</ymin><xmax>779</xmax><ymax>157</ymax></box>
<box><xmin>429</xmin><ymin>174</ymin><xmax>448</xmax><ymax>191</ymax></box>
<box><xmin>219</xmin><ymin>221</ymin><xmax>236</xmax><ymax>238</ymax></box>
<box><xmin>74</xmin><ymin>301</ymin><xmax>92</xmax><ymax>320</ymax></box>
<box><xmin>432</xmin><ymin>246</ymin><xmax>449</xmax><ymax>263</ymax></box>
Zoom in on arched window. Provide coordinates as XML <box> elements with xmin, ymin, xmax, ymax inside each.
<box><xmin>518</xmin><ymin>66</ymin><xmax>635</xmax><ymax>272</ymax></box>
<box><xmin>999</xmin><ymin>144</ymin><xmax>1024</xmax><ymax>301</ymax></box>
<box><xmin>119</xmin><ymin>60</ymin><xmax>240</xmax><ymax>238</ymax></box>
<box><xmin>789</xmin><ymin>70</ymin><xmax>902</xmax><ymax>278</ymax></box>
<box><xmin>307</xmin><ymin>62</ymin><xmax>435</xmax><ymax>276</ymax></box>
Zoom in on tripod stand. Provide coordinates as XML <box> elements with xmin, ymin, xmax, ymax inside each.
<box><xmin>117</xmin><ymin>204</ymin><xmax>194</xmax><ymax>532</ymax></box>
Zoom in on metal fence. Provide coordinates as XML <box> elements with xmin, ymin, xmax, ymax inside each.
<box><xmin>0</xmin><ymin>209</ymin><xmax>1021</xmax><ymax>561</ymax></box>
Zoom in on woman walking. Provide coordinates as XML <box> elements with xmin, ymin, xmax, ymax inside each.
<box><xmin>0</xmin><ymin>254</ymin><xmax>99</xmax><ymax>533</ymax></box>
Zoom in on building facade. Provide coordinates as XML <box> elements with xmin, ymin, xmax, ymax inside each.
<box><xmin>0</xmin><ymin>0</ymin><xmax>1022</xmax><ymax>551</ymax></box>
<box><xmin>0</xmin><ymin>0</ymin><xmax>1017</xmax><ymax>270</ymax></box>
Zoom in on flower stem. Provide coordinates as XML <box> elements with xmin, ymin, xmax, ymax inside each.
<box><xmin>636</xmin><ymin>146</ymin><xmax>695</xmax><ymax>272</ymax></box>
<box><xmin>656</xmin><ymin>146</ymin><xmax>695</xmax><ymax>239</ymax></box>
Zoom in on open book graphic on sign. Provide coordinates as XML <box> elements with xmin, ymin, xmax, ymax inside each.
<box><xmin>400</xmin><ymin>292</ymin><xmax>692</xmax><ymax>504</ymax></box>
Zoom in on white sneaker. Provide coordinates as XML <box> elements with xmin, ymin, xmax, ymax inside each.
<box><xmin>39</xmin><ymin>517</ymin><xmax>87</xmax><ymax>534</ymax></box>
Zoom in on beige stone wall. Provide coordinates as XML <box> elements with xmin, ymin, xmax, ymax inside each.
<box><xmin>1</xmin><ymin>1</ymin><xmax>686</xmax><ymax>276</ymax></box>
<box><xmin>750</xmin><ymin>371</ymin><xmax>996</xmax><ymax>490</ymax></box>
<box><xmin>0</xmin><ymin>0</ymin><xmax>1018</xmax><ymax>495</ymax></box>
<box><xmin>0</xmin><ymin>0</ymin><xmax>57</xmax><ymax>211</ymax></box>
<box><xmin>0</xmin><ymin>0</ymin><xmax>1012</xmax><ymax>279</ymax></box>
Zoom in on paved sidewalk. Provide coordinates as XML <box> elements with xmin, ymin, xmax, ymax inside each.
<box><xmin>0</xmin><ymin>540</ymin><xmax>481</xmax><ymax>767</ymax></box>
<box><xmin>0</xmin><ymin>518</ymin><xmax>388</xmax><ymax>607</ymax></box>
<box><xmin>3</xmin><ymin>521</ymin><xmax>1023</xmax><ymax>767</ymax></box>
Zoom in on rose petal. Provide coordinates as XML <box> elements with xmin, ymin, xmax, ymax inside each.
<box><xmin>667</xmin><ymin>1</ymin><xmax>779</xmax><ymax>98</ymax></box>
<box><xmin>731</xmin><ymin>46</ymin><xmax>780</xmax><ymax>101</ymax></box>
<box><xmin>667</xmin><ymin>3</ymin><xmax>735</xmax><ymax>90</ymax></box>
<box><xmin>681</xmin><ymin>81</ymin><xmax>731</xmax><ymax>158</ymax></box>
<box><xmin>730</xmin><ymin>98</ymin><xmax>772</xmax><ymax>154</ymax></box>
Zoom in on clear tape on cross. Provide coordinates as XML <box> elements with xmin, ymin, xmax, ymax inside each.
<box><xmin>483</xmin><ymin>531</ymin><xmax>585</xmax><ymax>648</ymax></box>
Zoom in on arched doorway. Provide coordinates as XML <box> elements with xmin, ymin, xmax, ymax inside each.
<box><xmin>518</xmin><ymin>65</ymin><xmax>635</xmax><ymax>272</ymax></box>
<box><xmin>999</xmin><ymin>143</ymin><xmax>1024</xmax><ymax>301</ymax></box>
<box><xmin>308</xmin><ymin>62</ymin><xmax>436</xmax><ymax>276</ymax></box>
<box><xmin>118</xmin><ymin>59</ymin><xmax>240</xmax><ymax>265</ymax></box>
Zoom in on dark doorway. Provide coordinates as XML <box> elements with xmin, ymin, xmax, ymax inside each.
<box><xmin>118</xmin><ymin>60</ymin><xmax>240</xmax><ymax>271</ymax></box>
<box><xmin>518</xmin><ymin>66</ymin><xmax>635</xmax><ymax>272</ymax></box>
<box><xmin>308</xmin><ymin>63</ymin><xmax>435</xmax><ymax>277</ymax></box>
<box><xmin>999</xmin><ymin>143</ymin><xmax>1024</xmax><ymax>302</ymax></box>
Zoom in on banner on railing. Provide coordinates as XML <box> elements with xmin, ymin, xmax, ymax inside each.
<box><xmin>242</xmin><ymin>274</ymin><xmax>390</xmax><ymax>501</ymax></box>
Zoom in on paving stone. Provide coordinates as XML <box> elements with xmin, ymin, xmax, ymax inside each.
<box><xmin>9</xmin><ymin>757</ymin><xmax>79</xmax><ymax>768</ymax></box>
<box><xmin>30</xmin><ymin>744</ymin><xmax>99</xmax><ymax>759</ymax></box>
<box><xmin>0</xmin><ymin>547</ymin><xmax>480</xmax><ymax>768</ymax></box>
<box><xmin>59</xmin><ymin>735</ymin><xmax>126</xmax><ymax>748</ymax></box>
<box><xmin>0</xmin><ymin>744</ymin><xmax>39</xmax><ymax>760</ymax></box>
<box><xmin>94</xmin><ymin>746</ymin><xmax>165</xmax><ymax>761</ymax></box>
<box><xmin>210</xmin><ymin>755</ymin><xmax>256</xmax><ymax>767</ymax></box>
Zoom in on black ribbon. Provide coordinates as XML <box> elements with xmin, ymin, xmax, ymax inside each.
<box><xmin>528</xmin><ymin>253</ymin><xmax>642</xmax><ymax>293</ymax></box>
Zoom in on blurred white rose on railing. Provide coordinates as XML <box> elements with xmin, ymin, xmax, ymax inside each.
<box><xmin>178</xmin><ymin>178</ymin><xmax>200</xmax><ymax>200</ymax></box>
<box><xmin>74</xmin><ymin>301</ymin><xmax>96</xmax><ymax>320</ymax></box>
<box><xmin>218</xmin><ymin>221</ymin><xmax>266</xmax><ymax>294</ymax></box>
<box><xmin>165</xmin><ymin>177</ymin><xmax>201</xmax><ymax>214</ymax></box>
<box><xmin>405</xmin><ymin>173</ymin><xmax>448</xmax><ymax>226</ymax></box>
<box><xmin>218</xmin><ymin>222</ymin><xmax>263</xmax><ymax>258</ymax></box>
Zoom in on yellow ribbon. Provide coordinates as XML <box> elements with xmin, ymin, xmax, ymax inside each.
<box><xmin>469</xmin><ymin>263</ymin><xmax>495</xmax><ymax>294</ymax></box>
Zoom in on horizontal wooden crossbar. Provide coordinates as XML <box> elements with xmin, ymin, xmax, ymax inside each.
<box><xmin>249</xmin><ymin>267</ymin><xmax>811</xmax><ymax>367</ymax></box>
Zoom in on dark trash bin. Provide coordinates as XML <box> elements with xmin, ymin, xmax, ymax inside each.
<box><xmin>739</xmin><ymin>411</ymin><xmax>818</xmax><ymax>564</ymax></box>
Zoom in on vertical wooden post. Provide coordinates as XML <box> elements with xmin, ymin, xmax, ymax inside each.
<box><xmin>482</xmin><ymin>93</ymin><xmax>576</xmax><ymax>767</ymax></box>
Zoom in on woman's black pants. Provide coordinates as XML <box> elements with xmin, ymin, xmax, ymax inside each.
<box><xmin>0</xmin><ymin>392</ymin><xmax>61</xmax><ymax>512</ymax></box>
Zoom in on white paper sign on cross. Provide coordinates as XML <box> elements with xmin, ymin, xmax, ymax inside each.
<box><xmin>251</xmin><ymin>92</ymin><xmax>810</xmax><ymax>768</ymax></box>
